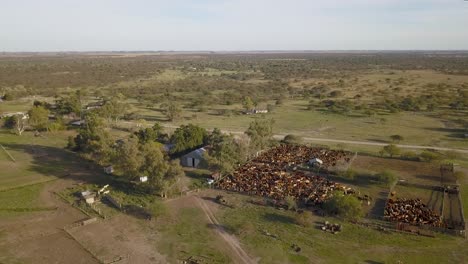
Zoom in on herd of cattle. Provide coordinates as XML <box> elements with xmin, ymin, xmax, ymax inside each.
<box><xmin>216</xmin><ymin>145</ymin><xmax>354</xmax><ymax>204</ymax></box>
<box><xmin>384</xmin><ymin>198</ymin><xmax>443</xmax><ymax>227</ymax></box>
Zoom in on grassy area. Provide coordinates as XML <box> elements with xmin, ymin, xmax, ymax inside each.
<box><xmin>0</xmin><ymin>130</ymin><xmax>77</xmax><ymax>190</ymax></box>
<box><xmin>0</xmin><ymin>183</ymin><xmax>46</xmax><ymax>217</ymax></box>
<box><xmin>153</xmin><ymin>206</ymin><xmax>233</xmax><ymax>263</ymax></box>
<box><xmin>217</xmin><ymin>195</ymin><xmax>468</xmax><ymax>264</ymax></box>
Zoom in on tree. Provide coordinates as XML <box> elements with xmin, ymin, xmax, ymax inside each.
<box><xmin>245</xmin><ymin>118</ymin><xmax>274</xmax><ymax>153</ymax></box>
<box><xmin>375</xmin><ymin>170</ymin><xmax>397</xmax><ymax>186</ymax></box>
<box><xmin>242</xmin><ymin>96</ymin><xmax>254</xmax><ymax>111</ymax></box>
<box><xmin>140</xmin><ymin>141</ymin><xmax>169</xmax><ymax>190</ymax></box>
<box><xmin>55</xmin><ymin>91</ymin><xmax>82</xmax><ymax>117</ymax></box>
<box><xmin>380</xmin><ymin>144</ymin><xmax>401</xmax><ymax>158</ymax></box>
<box><xmin>170</xmin><ymin>124</ymin><xmax>207</xmax><ymax>154</ymax></box>
<box><xmin>28</xmin><ymin>106</ymin><xmax>50</xmax><ymax>131</ymax></box>
<box><xmin>205</xmin><ymin>128</ymin><xmax>248</xmax><ymax>176</ymax></box>
<box><xmin>114</xmin><ymin>137</ymin><xmax>145</xmax><ymax>180</ymax></box>
<box><xmin>390</xmin><ymin>134</ymin><xmax>404</xmax><ymax>143</ymax></box>
<box><xmin>72</xmin><ymin>112</ymin><xmax>114</xmax><ymax>164</ymax></box>
<box><xmin>162</xmin><ymin>102</ymin><xmax>181</xmax><ymax>121</ymax></box>
<box><xmin>323</xmin><ymin>192</ymin><xmax>362</xmax><ymax>220</ymax></box>
<box><xmin>134</xmin><ymin>123</ymin><xmax>164</xmax><ymax>144</ymax></box>
<box><xmin>3</xmin><ymin>115</ymin><xmax>26</xmax><ymax>135</ymax></box>
<box><xmin>99</xmin><ymin>96</ymin><xmax>127</xmax><ymax>122</ymax></box>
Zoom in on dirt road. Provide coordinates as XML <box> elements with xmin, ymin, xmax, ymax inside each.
<box><xmin>194</xmin><ymin>196</ymin><xmax>256</xmax><ymax>264</ymax></box>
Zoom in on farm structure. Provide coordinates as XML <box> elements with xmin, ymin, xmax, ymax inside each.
<box><xmin>384</xmin><ymin>173</ymin><xmax>465</xmax><ymax>236</ymax></box>
<box><xmin>180</xmin><ymin>147</ymin><xmax>207</xmax><ymax>168</ymax></box>
<box><xmin>216</xmin><ymin>145</ymin><xmax>354</xmax><ymax>204</ymax></box>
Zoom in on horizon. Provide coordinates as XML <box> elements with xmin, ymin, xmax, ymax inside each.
<box><xmin>1</xmin><ymin>0</ymin><xmax>468</xmax><ymax>51</ymax></box>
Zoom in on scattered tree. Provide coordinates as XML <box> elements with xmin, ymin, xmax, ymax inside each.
<box><xmin>380</xmin><ymin>144</ymin><xmax>401</xmax><ymax>158</ymax></box>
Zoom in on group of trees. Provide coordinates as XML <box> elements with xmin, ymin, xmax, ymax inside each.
<box><xmin>70</xmin><ymin>113</ymin><xmax>184</xmax><ymax>195</ymax></box>
<box><xmin>170</xmin><ymin>124</ymin><xmax>208</xmax><ymax>155</ymax></box>
<box><xmin>2</xmin><ymin>104</ymin><xmax>66</xmax><ymax>135</ymax></box>
<box><xmin>204</xmin><ymin>128</ymin><xmax>248</xmax><ymax>176</ymax></box>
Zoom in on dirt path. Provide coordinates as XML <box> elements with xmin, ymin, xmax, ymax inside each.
<box><xmin>194</xmin><ymin>196</ymin><xmax>256</xmax><ymax>264</ymax></box>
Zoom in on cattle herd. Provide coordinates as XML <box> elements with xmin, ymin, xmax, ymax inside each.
<box><xmin>384</xmin><ymin>198</ymin><xmax>443</xmax><ymax>227</ymax></box>
<box><xmin>216</xmin><ymin>145</ymin><xmax>354</xmax><ymax>205</ymax></box>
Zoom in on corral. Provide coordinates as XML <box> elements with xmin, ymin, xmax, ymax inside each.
<box><xmin>216</xmin><ymin>145</ymin><xmax>355</xmax><ymax>203</ymax></box>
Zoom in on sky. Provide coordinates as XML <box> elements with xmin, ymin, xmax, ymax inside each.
<box><xmin>0</xmin><ymin>0</ymin><xmax>467</xmax><ymax>51</ymax></box>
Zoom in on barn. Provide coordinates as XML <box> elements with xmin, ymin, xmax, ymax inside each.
<box><xmin>180</xmin><ymin>147</ymin><xmax>207</xmax><ymax>168</ymax></box>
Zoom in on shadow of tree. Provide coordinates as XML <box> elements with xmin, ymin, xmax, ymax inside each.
<box><xmin>206</xmin><ymin>223</ymin><xmax>236</xmax><ymax>234</ymax></box>
<box><xmin>3</xmin><ymin>143</ymin><xmax>109</xmax><ymax>185</ymax></box>
<box><xmin>262</xmin><ymin>212</ymin><xmax>296</xmax><ymax>225</ymax></box>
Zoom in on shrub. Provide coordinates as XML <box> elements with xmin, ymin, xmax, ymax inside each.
<box><xmin>375</xmin><ymin>170</ymin><xmax>397</xmax><ymax>186</ymax></box>
<box><xmin>401</xmin><ymin>151</ymin><xmax>420</xmax><ymax>161</ymax></box>
<box><xmin>323</xmin><ymin>192</ymin><xmax>362</xmax><ymax>220</ymax></box>
<box><xmin>282</xmin><ymin>134</ymin><xmax>303</xmax><ymax>145</ymax></box>
<box><xmin>295</xmin><ymin>212</ymin><xmax>313</xmax><ymax>228</ymax></box>
<box><xmin>285</xmin><ymin>196</ymin><xmax>297</xmax><ymax>211</ymax></box>
<box><xmin>420</xmin><ymin>151</ymin><xmax>441</xmax><ymax>162</ymax></box>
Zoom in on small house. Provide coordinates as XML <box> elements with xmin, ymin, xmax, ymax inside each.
<box><xmin>180</xmin><ymin>147</ymin><xmax>207</xmax><ymax>168</ymax></box>
<box><xmin>139</xmin><ymin>176</ymin><xmax>148</xmax><ymax>183</ymax></box>
<box><xmin>309</xmin><ymin>158</ymin><xmax>323</xmax><ymax>166</ymax></box>
<box><xmin>81</xmin><ymin>191</ymin><xmax>96</xmax><ymax>204</ymax></box>
<box><xmin>103</xmin><ymin>166</ymin><xmax>114</xmax><ymax>175</ymax></box>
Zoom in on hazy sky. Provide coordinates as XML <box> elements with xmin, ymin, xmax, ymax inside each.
<box><xmin>1</xmin><ymin>0</ymin><xmax>467</xmax><ymax>51</ymax></box>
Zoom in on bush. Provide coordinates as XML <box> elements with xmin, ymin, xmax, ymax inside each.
<box><xmin>282</xmin><ymin>134</ymin><xmax>303</xmax><ymax>145</ymax></box>
<box><xmin>323</xmin><ymin>192</ymin><xmax>362</xmax><ymax>220</ymax></box>
<box><xmin>295</xmin><ymin>212</ymin><xmax>313</xmax><ymax>227</ymax></box>
<box><xmin>285</xmin><ymin>195</ymin><xmax>297</xmax><ymax>211</ymax></box>
<box><xmin>375</xmin><ymin>170</ymin><xmax>397</xmax><ymax>186</ymax></box>
<box><xmin>401</xmin><ymin>151</ymin><xmax>420</xmax><ymax>161</ymax></box>
<box><xmin>420</xmin><ymin>151</ymin><xmax>441</xmax><ymax>162</ymax></box>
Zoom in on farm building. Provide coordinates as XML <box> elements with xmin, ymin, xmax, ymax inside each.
<box><xmin>103</xmin><ymin>166</ymin><xmax>114</xmax><ymax>175</ymax></box>
<box><xmin>244</xmin><ymin>109</ymin><xmax>268</xmax><ymax>115</ymax></box>
<box><xmin>180</xmin><ymin>147</ymin><xmax>207</xmax><ymax>168</ymax></box>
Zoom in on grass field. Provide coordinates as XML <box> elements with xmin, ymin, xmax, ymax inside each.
<box><xmin>0</xmin><ymin>130</ymin><xmax>77</xmax><ymax>190</ymax></box>
<box><xmin>153</xmin><ymin>199</ymin><xmax>233</xmax><ymax>263</ymax></box>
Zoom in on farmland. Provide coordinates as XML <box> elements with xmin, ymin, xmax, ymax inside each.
<box><xmin>0</xmin><ymin>52</ymin><xmax>468</xmax><ymax>263</ymax></box>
